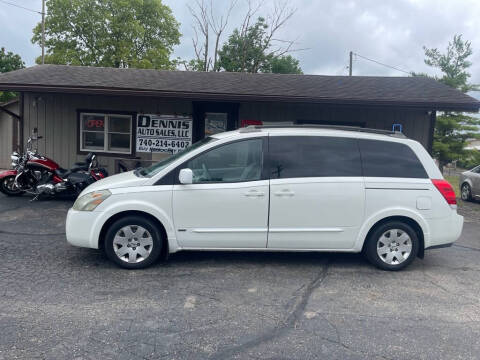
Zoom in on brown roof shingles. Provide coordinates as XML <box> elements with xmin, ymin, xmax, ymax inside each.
<box><xmin>0</xmin><ymin>64</ymin><xmax>478</xmax><ymax>111</ymax></box>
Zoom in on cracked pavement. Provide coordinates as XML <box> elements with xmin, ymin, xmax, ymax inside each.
<box><xmin>0</xmin><ymin>195</ymin><xmax>479</xmax><ymax>360</ymax></box>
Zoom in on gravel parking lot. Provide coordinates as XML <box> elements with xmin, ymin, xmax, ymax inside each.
<box><xmin>0</xmin><ymin>194</ymin><xmax>479</xmax><ymax>360</ymax></box>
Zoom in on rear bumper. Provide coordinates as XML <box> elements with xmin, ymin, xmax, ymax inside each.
<box><xmin>425</xmin><ymin>212</ymin><xmax>463</xmax><ymax>249</ymax></box>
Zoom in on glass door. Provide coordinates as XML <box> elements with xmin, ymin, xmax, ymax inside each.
<box><xmin>205</xmin><ymin>112</ymin><xmax>228</xmax><ymax>136</ymax></box>
<box><xmin>192</xmin><ymin>102</ymin><xmax>239</xmax><ymax>141</ymax></box>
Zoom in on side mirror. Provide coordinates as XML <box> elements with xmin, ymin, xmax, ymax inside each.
<box><xmin>179</xmin><ymin>168</ymin><xmax>193</xmax><ymax>184</ymax></box>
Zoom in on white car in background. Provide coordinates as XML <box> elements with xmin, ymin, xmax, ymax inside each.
<box><xmin>66</xmin><ymin>126</ymin><xmax>463</xmax><ymax>271</ymax></box>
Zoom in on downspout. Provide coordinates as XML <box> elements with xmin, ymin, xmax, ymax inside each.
<box><xmin>427</xmin><ymin>110</ymin><xmax>436</xmax><ymax>155</ymax></box>
<box><xmin>19</xmin><ymin>93</ymin><xmax>24</xmax><ymax>150</ymax></box>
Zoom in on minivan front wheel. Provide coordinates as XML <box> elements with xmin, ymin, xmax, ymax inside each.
<box><xmin>365</xmin><ymin>221</ymin><xmax>419</xmax><ymax>271</ymax></box>
<box><xmin>105</xmin><ymin>216</ymin><xmax>162</xmax><ymax>269</ymax></box>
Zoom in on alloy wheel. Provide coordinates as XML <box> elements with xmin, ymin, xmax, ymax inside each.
<box><xmin>461</xmin><ymin>184</ymin><xmax>471</xmax><ymax>201</ymax></box>
<box><xmin>1</xmin><ymin>176</ymin><xmax>23</xmax><ymax>195</ymax></box>
<box><xmin>4</xmin><ymin>177</ymin><xmax>18</xmax><ymax>191</ymax></box>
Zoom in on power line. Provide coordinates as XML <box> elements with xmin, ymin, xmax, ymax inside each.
<box><xmin>0</xmin><ymin>0</ymin><xmax>42</xmax><ymax>14</ymax></box>
<box><xmin>352</xmin><ymin>52</ymin><xmax>412</xmax><ymax>75</ymax></box>
<box><xmin>1</xmin><ymin>0</ymin><xmax>46</xmax><ymax>64</ymax></box>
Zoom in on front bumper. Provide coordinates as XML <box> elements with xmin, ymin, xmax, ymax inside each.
<box><xmin>66</xmin><ymin>208</ymin><xmax>103</xmax><ymax>249</ymax></box>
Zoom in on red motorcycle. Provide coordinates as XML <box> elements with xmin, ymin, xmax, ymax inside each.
<box><xmin>0</xmin><ymin>134</ymin><xmax>108</xmax><ymax>199</ymax></box>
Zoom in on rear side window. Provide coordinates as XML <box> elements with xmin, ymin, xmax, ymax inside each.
<box><xmin>269</xmin><ymin>136</ymin><xmax>362</xmax><ymax>179</ymax></box>
<box><xmin>358</xmin><ymin>139</ymin><xmax>428</xmax><ymax>178</ymax></box>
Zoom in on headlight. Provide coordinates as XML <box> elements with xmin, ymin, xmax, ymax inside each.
<box><xmin>11</xmin><ymin>155</ymin><xmax>19</xmax><ymax>162</ymax></box>
<box><xmin>73</xmin><ymin>190</ymin><xmax>111</xmax><ymax>211</ymax></box>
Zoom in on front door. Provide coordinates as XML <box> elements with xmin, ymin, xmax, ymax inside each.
<box><xmin>267</xmin><ymin>135</ymin><xmax>365</xmax><ymax>250</ymax></box>
<box><xmin>192</xmin><ymin>102</ymin><xmax>239</xmax><ymax>141</ymax></box>
<box><xmin>173</xmin><ymin>137</ymin><xmax>269</xmax><ymax>248</ymax></box>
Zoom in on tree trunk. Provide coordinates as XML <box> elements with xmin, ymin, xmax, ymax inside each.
<box><xmin>204</xmin><ymin>27</ymin><xmax>209</xmax><ymax>71</ymax></box>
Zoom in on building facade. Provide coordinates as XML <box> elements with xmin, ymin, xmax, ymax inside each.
<box><xmin>1</xmin><ymin>65</ymin><xmax>479</xmax><ymax>174</ymax></box>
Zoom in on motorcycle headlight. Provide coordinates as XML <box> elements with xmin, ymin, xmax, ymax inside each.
<box><xmin>11</xmin><ymin>154</ymin><xmax>19</xmax><ymax>162</ymax></box>
<box><xmin>73</xmin><ymin>190</ymin><xmax>111</xmax><ymax>211</ymax></box>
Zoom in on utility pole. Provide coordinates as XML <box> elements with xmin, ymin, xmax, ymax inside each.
<box><xmin>41</xmin><ymin>0</ymin><xmax>45</xmax><ymax>64</ymax></box>
<box><xmin>349</xmin><ymin>51</ymin><xmax>353</xmax><ymax>76</ymax></box>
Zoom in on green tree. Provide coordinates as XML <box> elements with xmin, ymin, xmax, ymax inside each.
<box><xmin>423</xmin><ymin>35</ymin><xmax>480</xmax><ymax>171</ymax></box>
<box><xmin>217</xmin><ymin>17</ymin><xmax>302</xmax><ymax>74</ymax></box>
<box><xmin>0</xmin><ymin>47</ymin><xmax>25</xmax><ymax>102</ymax></box>
<box><xmin>268</xmin><ymin>55</ymin><xmax>302</xmax><ymax>74</ymax></box>
<box><xmin>31</xmin><ymin>0</ymin><xmax>181</xmax><ymax>69</ymax></box>
<box><xmin>218</xmin><ymin>18</ymin><xmax>269</xmax><ymax>73</ymax></box>
<box><xmin>424</xmin><ymin>35</ymin><xmax>479</xmax><ymax>93</ymax></box>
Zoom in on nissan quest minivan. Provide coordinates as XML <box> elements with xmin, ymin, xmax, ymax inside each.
<box><xmin>66</xmin><ymin>126</ymin><xmax>463</xmax><ymax>271</ymax></box>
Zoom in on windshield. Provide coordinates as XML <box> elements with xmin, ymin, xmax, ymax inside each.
<box><xmin>136</xmin><ymin>137</ymin><xmax>217</xmax><ymax>178</ymax></box>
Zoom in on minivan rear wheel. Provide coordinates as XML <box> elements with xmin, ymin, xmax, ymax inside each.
<box><xmin>365</xmin><ymin>221</ymin><xmax>419</xmax><ymax>271</ymax></box>
<box><xmin>104</xmin><ymin>215</ymin><xmax>162</xmax><ymax>269</ymax></box>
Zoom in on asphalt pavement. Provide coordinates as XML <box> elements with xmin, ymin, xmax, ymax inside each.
<box><xmin>0</xmin><ymin>194</ymin><xmax>479</xmax><ymax>360</ymax></box>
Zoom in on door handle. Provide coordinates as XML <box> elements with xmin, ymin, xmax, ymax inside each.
<box><xmin>274</xmin><ymin>189</ymin><xmax>295</xmax><ymax>197</ymax></box>
<box><xmin>244</xmin><ymin>190</ymin><xmax>265</xmax><ymax>197</ymax></box>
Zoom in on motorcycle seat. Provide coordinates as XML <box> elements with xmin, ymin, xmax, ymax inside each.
<box><xmin>67</xmin><ymin>172</ymin><xmax>90</xmax><ymax>184</ymax></box>
<box><xmin>55</xmin><ymin>168</ymin><xmax>71</xmax><ymax>178</ymax></box>
<box><xmin>70</xmin><ymin>162</ymin><xmax>89</xmax><ymax>172</ymax></box>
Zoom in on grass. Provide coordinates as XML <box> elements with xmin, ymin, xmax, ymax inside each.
<box><xmin>444</xmin><ymin>175</ymin><xmax>460</xmax><ymax>198</ymax></box>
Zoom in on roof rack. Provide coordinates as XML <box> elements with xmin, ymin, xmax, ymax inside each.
<box><xmin>239</xmin><ymin>124</ymin><xmax>406</xmax><ymax>138</ymax></box>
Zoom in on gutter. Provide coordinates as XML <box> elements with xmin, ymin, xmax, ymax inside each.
<box><xmin>1</xmin><ymin>84</ymin><xmax>479</xmax><ymax>112</ymax></box>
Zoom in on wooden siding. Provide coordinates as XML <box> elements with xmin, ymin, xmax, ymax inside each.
<box><xmin>0</xmin><ymin>101</ymin><xmax>18</xmax><ymax>169</ymax></box>
<box><xmin>21</xmin><ymin>92</ymin><xmax>433</xmax><ymax>174</ymax></box>
<box><xmin>239</xmin><ymin>102</ymin><xmax>432</xmax><ymax>146</ymax></box>
<box><xmin>23</xmin><ymin>92</ymin><xmax>192</xmax><ymax>173</ymax></box>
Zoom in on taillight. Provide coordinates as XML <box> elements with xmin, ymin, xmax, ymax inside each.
<box><xmin>431</xmin><ymin>179</ymin><xmax>457</xmax><ymax>206</ymax></box>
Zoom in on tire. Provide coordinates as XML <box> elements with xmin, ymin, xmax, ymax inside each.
<box><xmin>0</xmin><ymin>175</ymin><xmax>25</xmax><ymax>196</ymax></box>
<box><xmin>461</xmin><ymin>183</ymin><xmax>472</xmax><ymax>201</ymax></box>
<box><xmin>104</xmin><ymin>215</ymin><xmax>162</xmax><ymax>269</ymax></box>
<box><xmin>364</xmin><ymin>221</ymin><xmax>419</xmax><ymax>271</ymax></box>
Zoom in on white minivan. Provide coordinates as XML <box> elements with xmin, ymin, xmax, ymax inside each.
<box><xmin>66</xmin><ymin>126</ymin><xmax>463</xmax><ymax>271</ymax></box>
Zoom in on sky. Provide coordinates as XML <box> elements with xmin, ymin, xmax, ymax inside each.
<box><xmin>0</xmin><ymin>0</ymin><xmax>479</xmax><ymax>99</ymax></box>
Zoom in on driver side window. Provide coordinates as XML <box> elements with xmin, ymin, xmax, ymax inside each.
<box><xmin>186</xmin><ymin>139</ymin><xmax>263</xmax><ymax>183</ymax></box>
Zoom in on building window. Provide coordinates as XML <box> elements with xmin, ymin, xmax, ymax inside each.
<box><xmin>80</xmin><ymin>112</ymin><xmax>132</xmax><ymax>154</ymax></box>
